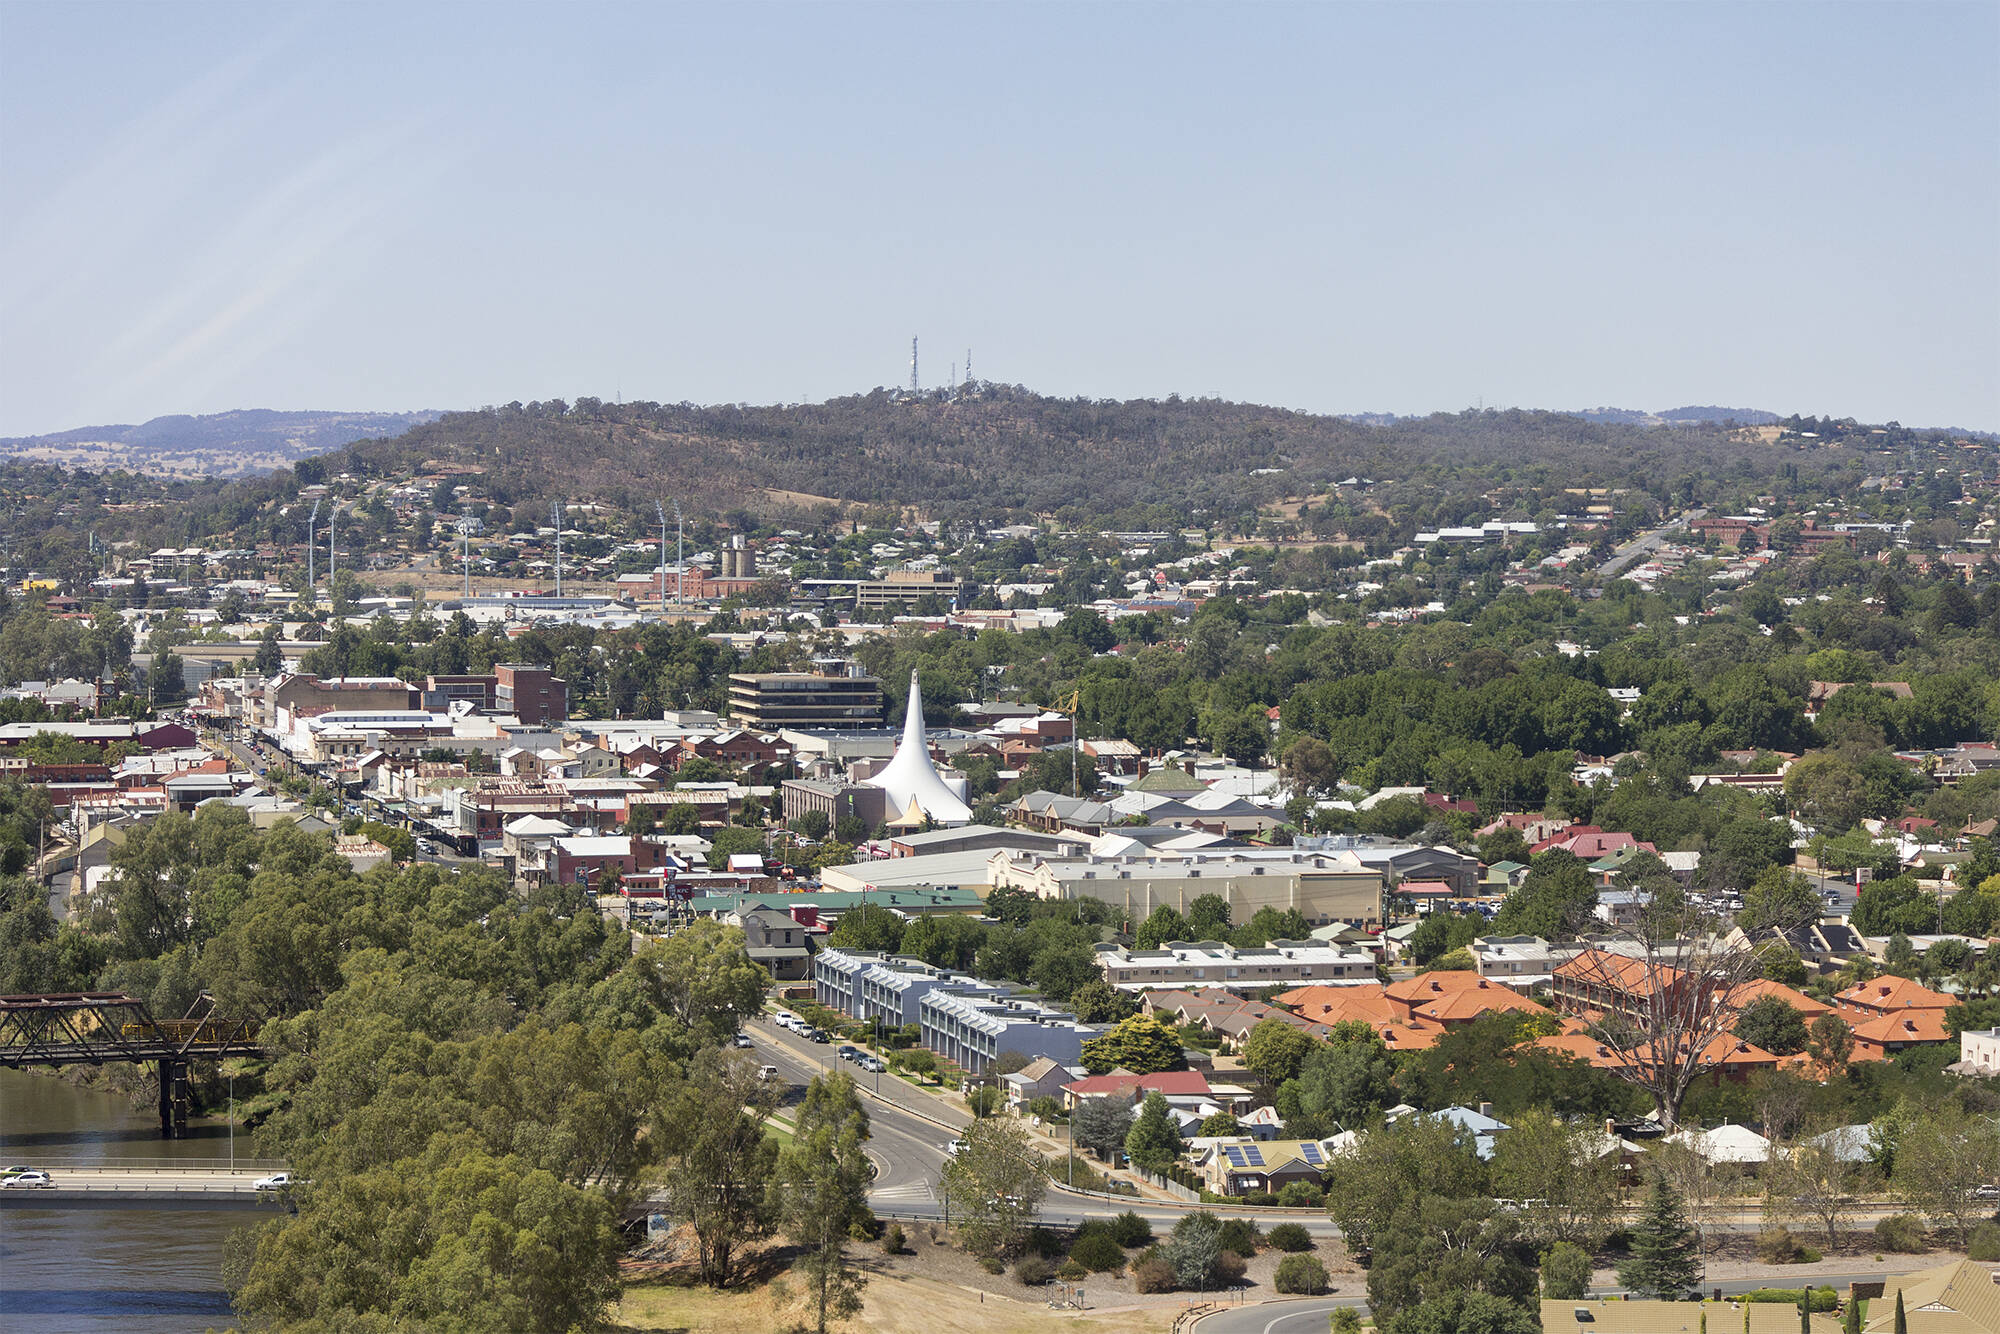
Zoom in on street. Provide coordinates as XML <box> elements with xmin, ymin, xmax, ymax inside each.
<box><xmin>1597</xmin><ymin>508</ymin><xmax>1707</xmax><ymax>581</ymax></box>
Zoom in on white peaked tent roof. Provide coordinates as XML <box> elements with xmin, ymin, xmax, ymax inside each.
<box><xmin>868</xmin><ymin>671</ymin><xmax>973</xmax><ymax>826</ymax></box>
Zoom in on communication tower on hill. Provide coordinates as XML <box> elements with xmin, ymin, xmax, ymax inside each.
<box><xmin>909</xmin><ymin>337</ymin><xmax>919</xmax><ymax>393</ymax></box>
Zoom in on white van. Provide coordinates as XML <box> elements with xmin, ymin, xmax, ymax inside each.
<box><xmin>757</xmin><ymin>1065</ymin><xmax>780</xmax><ymax>1082</ymax></box>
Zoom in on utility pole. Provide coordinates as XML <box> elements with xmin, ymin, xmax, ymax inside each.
<box><xmin>674</xmin><ymin>499</ymin><xmax>685</xmax><ymax>606</ymax></box>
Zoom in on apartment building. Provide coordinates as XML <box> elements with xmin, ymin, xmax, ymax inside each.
<box><xmin>988</xmin><ymin>846</ymin><xmax>1384</xmax><ymax>927</ymax></box>
<box><xmin>918</xmin><ymin>986</ymin><xmax>1100</xmax><ymax>1076</ymax></box>
<box><xmin>1093</xmin><ymin>939</ymin><xmax>1377</xmax><ymax>992</ymax></box>
<box><xmin>728</xmin><ymin>671</ymin><xmax>885</xmax><ymax>730</ymax></box>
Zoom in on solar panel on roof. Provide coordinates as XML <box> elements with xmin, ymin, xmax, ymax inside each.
<box><xmin>1223</xmin><ymin>1146</ymin><xmax>1248</xmax><ymax>1167</ymax></box>
<box><xmin>1241</xmin><ymin>1145</ymin><xmax>1265</xmax><ymax>1167</ymax></box>
<box><xmin>1300</xmin><ymin>1143</ymin><xmax>1324</xmax><ymax>1165</ymax></box>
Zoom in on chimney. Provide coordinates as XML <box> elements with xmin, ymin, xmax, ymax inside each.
<box><xmin>1478</xmin><ymin>1101</ymin><xmax>1494</xmax><ymax>1119</ymax></box>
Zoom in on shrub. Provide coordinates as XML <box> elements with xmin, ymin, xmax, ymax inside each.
<box><xmin>1056</xmin><ymin>1258</ymin><xmax>1087</xmax><ymax>1280</ymax></box>
<box><xmin>1274</xmin><ymin>1254</ymin><xmax>1331</xmax><ymax>1295</ymax></box>
<box><xmin>1276</xmin><ymin>1181</ymin><xmax>1323</xmax><ymax>1207</ymax></box>
<box><xmin>1214</xmin><ymin>1251</ymin><xmax>1248</xmax><ymax>1285</ymax></box>
<box><xmin>880</xmin><ymin>1223</ymin><xmax>906</xmax><ymax>1255</ymax></box>
<box><xmin>1331</xmin><ymin>1311</ymin><xmax>1362</xmax><ymax>1334</ymax></box>
<box><xmin>1741</xmin><ymin>1288</ymin><xmax>1838</xmax><ymax>1312</ymax></box>
<box><xmin>1111</xmin><ymin>1211</ymin><xmax>1155</xmax><ymax>1247</ymax></box>
<box><xmin>1132</xmin><ymin>1257</ymin><xmax>1177</xmax><ymax>1293</ymax></box>
<box><xmin>1756</xmin><ymin>1226</ymin><xmax>1802</xmax><ymax>1264</ymax></box>
<box><xmin>978</xmin><ymin>1255</ymin><xmax>1005</xmax><ymax>1274</ymax></box>
<box><xmin>1267</xmin><ymin>1223</ymin><xmax>1315</xmax><ymax>1253</ymax></box>
<box><xmin>1540</xmin><ymin>1241</ymin><xmax>1593</xmax><ymax>1301</ymax></box>
<box><xmin>1023</xmin><ymin>1226</ymin><xmax>1065</xmax><ymax>1259</ymax></box>
<box><xmin>1971</xmin><ymin>1222</ymin><xmax>2000</xmax><ymax>1263</ymax></box>
<box><xmin>1014</xmin><ymin>1255</ymin><xmax>1056</xmax><ymax>1286</ymax></box>
<box><xmin>1876</xmin><ymin>1214</ymin><xmax>1928</xmax><ymax>1253</ymax></box>
<box><xmin>1070</xmin><ymin>1231</ymin><xmax>1127</xmax><ymax>1273</ymax></box>
<box><xmin>1218</xmin><ymin>1218</ymin><xmax>1261</xmax><ymax>1257</ymax></box>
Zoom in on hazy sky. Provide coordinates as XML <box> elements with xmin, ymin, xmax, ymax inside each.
<box><xmin>3</xmin><ymin>1</ymin><xmax>1996</xmax><ymax>436</ymax></box>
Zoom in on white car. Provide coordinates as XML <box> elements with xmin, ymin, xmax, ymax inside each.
<box><xmin>757</xmin><ymin>1065</ymin><xmax>781</xmax><ymax>1082</ymax></box>
<box><xmin>943</xmin><ymin>1138</ymin><xmax>969</xmax><ymax>1155</ymax></box>
<box><xmin>857</xmin><ymin>1055</ymin><xmax>886</xmax><ymax>1073</ymax></box>
<box><xmin>253</xmin><ymin>1172</ymin><xmax>296</xmax><ymax>1191</ymax></box>
<box><xmin>732</xmin><ymin>1032</ymin><xmax>755</xmax><ymax>1049</ymax></box>
<box><xmin>1</xmin><ymin>1171</ymin><xmax>53</xmax><ymax>1189</ymax></box>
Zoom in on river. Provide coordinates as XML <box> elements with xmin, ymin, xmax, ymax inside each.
<box><xmin>0</xmin><ymin>1068</ymin><xmax>248</xmax><ymax>1334</ymax></box>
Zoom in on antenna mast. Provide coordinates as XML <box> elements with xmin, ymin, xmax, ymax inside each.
<box><xmin>965</xmin><ymin>349</ymin><xmax>971</xmax><ymax>387</ymax></box>
<box><xmin>909</xmin><ymin>337</ymin><xmax>919</xmax><ymax>393</ymax></box>
<box><xmin>307</xmin><ymin>498</ymin><xmax>320</xmax><ymax>593</ymax></box>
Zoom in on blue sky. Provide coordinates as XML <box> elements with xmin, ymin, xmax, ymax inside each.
<box><xmin>2</xmin><ymin>1</ymin><xmax>1995</xmax><ymax>435</ymax></box>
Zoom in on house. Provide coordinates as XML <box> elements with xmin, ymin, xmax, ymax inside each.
<box><xmin>1385</xmin><ymin>1103</ymin><xmax>1510</xmax><ymax>1159</ymax></box>
<box><xmin>730</xmin><ymin>905</ymin><xmax>822</xmax><ymax>981</ymax></box>
<box><xmin>1867</xmin><ymin>1260</ymin><xmax>2000</xmax><ymax>1334</ymax></box>
<box><xmin>1960</xmin><ymin>1026</ymin><xmax>2000</xmax><ymax>1076</ymax></box>
<box><xmin>1002</xmin><ymin>1057</ymin><xmax>1085</xmax><ymax>1112</ymax></box>
<box><xmin>1382</xmin><ymin>971</ymin><xmax>1545</xmax><ymax>1028</ymax></box>
<box><xmin>1470</xmin><ymin>935</ymin><xmax>1561</xmax><ymax>985</ymax></box>
<box><xmin>1197</xmin><ymin>1138</ymin><xmax>1339</xmax><ymax>1196</ymax></box>
<box><xmin>1666</xmin><ymin>1122</ymin><xmax>1772</xmax><ymax>1165</ymax></box>
<box><xmin>1534</xmin><ymin>1030</ymin><xmax>1780</xmax><ymax>1083</ymax></box>
<box><xmin>1835</xmin><ymin>976</ymin><xmax>1953</xmax><ymax>1020</ymax></box>
<box><xmin>1094</xmin><ymin>939</ymin><xmax>1377</xmax><ymax>992</ymax></box>
<box><xmin>1544</xmin><ymin>1301</ymin><xmax>1839</xmax><ymax>1334</ymax></box>
<box><xmin>1719</xmin><ymin>977</ymin><xmax>1836</xmax><ymax>1022</ymax></box>
<box><xmin>1850</xmin><ymin>1010</ymin><xmax>1953</xmax><ymax>1063</ymax></box>
<box><xmin>1059</xmin><ymin>1069</ymin><xmax>1220</xmax><ymax>1111</ymax></box>
<box><xmin>1551</xmin><ymin>948</ymin><xmax>1697</xmax><ymax>1025</ymax></box>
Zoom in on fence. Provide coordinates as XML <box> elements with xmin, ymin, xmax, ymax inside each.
<box><xmin>1143</xmin><ymin>1169</ymin><xmax>1203</xmax><ymax>1203</ymax></box>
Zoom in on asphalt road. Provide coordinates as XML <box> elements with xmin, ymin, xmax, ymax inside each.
<box><xmin>1191</xmin><ymin>1273</ymin><xmax>1895</xmax><ymax>1334</ymax></box>
<box><xmin>1597</xmin><ymin>508</ymin><xmax>1708</xmax><ymax>581</ymax></box>
<box><xmin>745</xmin><ymin>1019</ymin><xmax>1347</xmax><ymax>1235</ymax></box>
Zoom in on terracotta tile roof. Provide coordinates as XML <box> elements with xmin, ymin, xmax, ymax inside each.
<box><xmin>1720</xmin><ymin>978</ymin><xmax>1835</xmax><ymax>1018</ymax></box>
<box><xmin>1849</xmin><ymin>1009</ymin><xmax>1953</xmax><ymax>1048</ymax></box>
<box><xmin>1554</xmin><ymin>948</ymin><xmax>1689</xmax><ymax>993</ymax></box>
<box><xmin>1836</xmin><ymin>976</ymin><xmax>1953</xmax><ymax>1013</ymax></box>
<box><xmin>1413</xmin><ymin>984</ymin><xmax>1549</xmax><ymax>1025</ymax></box>
<box><xmin>1275</xmin><ymin>984</ymin><xmax>1398</xmax><ymax>1027</ymax></box>
<box><xmin>1384</xmin><ymin>970</ymin><xmax>1489</xmax><ymax>1004</ymax></box>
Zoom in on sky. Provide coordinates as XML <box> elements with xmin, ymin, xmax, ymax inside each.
<box><xmin>2</xmin><ymin>1</ymin><xmax>1996</xmax><ymax>437</ymax></box>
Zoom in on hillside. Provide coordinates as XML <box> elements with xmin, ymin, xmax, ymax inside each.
<box><xmin>0</xmin><ymin>408</ymin><xmax>441</xmax><ymax>479</ymax></box>
<box><xmin>293</xmin><ymin>386</ymin><xmax>1828</xmax><ymax>529</ymax></box>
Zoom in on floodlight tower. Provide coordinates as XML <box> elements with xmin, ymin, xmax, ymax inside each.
<box><xmin>458</xmin><ymin>512</ymin><xmax>477</xmax><ymax>600</ymax></box>
<box><xmin>673</xmin><ymin>499</ymin><xmax>685</xmax><ymax>606</ymax></box>
<box><xmin>655</xmin><ymin>501</ymin><xmax>669</xmax><ymax>606</ymax></box>
<box><xmin>307</xmin><ymin>498</ymin><xmax>321</xmax><ymax>592</ymax></box>
<box><xmin>551</xmin><ymin>501</ymin><xmax>563</xmax><ymax>597</ymax></box>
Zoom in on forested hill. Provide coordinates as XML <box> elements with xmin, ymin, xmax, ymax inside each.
<box><xmin>0</xmin><ymin>408</ymin><xmax>441</xmax><ymax>478</ymax></box>
<box><xmin>292</xmin><ymin>386</ymin><xmax>1843</xmax><ymax>527</ymax></box>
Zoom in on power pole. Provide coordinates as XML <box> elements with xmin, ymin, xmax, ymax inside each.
<box><xmin>674</xmin><ymin>499</ymin><xmax>685</xmax><ymax>606</ymax></box>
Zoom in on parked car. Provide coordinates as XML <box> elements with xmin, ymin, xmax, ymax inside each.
<box><xmin>857</xmin><ymin>1056</ymin><xmax>886</xmax><ymax>1073</ymax></box>
<box><xmin>807</xmin><ymin>1028</ymin><xmax>830</xmax><ymax>1043</ymax></box>
<box><xmin>836</xmin><ymin>1045</ymin><xmax>861</xmax><ymax>1062</ymax></box>
<box><xmin>1</xmin><ymin>1171</ymin><xmax>53</xmax><ymax>1189</ymax></box>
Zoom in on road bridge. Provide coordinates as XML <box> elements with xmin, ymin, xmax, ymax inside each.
<box><xmin>0</xmin><ymin>992</ymin><xmax>264</xmax><ymax>1137</ymax></box>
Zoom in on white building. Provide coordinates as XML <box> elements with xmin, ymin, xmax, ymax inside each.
<box><xmin>1094</xmin><ymin>939</ymin><xmax>1377</xmax><ymax>992</ymax></box>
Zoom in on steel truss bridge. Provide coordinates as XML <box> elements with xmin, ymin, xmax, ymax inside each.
<box><xmin>0</xmin><ymin>992</ymin><xmax>263</xmax><ymax>1138</ymax></box>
